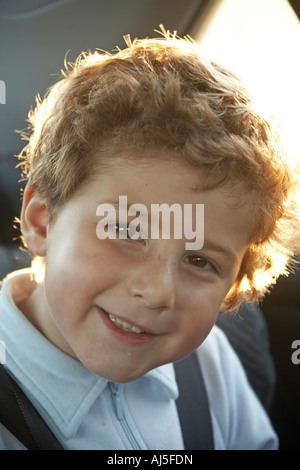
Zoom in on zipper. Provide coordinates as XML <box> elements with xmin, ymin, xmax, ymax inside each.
<box><xmin>109</xmin><ymin>382</ymin><xmax>141</xmax><ymax>450</ymax></box>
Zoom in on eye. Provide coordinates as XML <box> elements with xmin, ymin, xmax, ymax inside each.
<box><xmin>182</xmin><ymin>254</ymin><xmax>216</xmax><ymax>273</ymax></box>
<box><xmin>114</xmin><ymin>223</ymin><xmax>142</xmax><ymax>241</ymax></box>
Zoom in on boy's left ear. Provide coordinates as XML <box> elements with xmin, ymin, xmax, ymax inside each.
<box><xmin>20</xmin><ymin>183</ymin><xmax>50</xmax><ymax>257</ymax></box>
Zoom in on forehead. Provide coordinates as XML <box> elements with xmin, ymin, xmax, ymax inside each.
<box><xmin>92</xmin><ymin>152</ymin><xmax>253</xmax><ymax>206</ymax></box>
<box><xmin>93</xmin><ymin>151</ymin><xmax>204</xmax><ymax>199</ymax></box>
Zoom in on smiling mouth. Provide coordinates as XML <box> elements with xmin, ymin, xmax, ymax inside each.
<box><xmin>104</xmin><ymin>311</ymin><xmax>145</xmax><ymax>334</ymax></box>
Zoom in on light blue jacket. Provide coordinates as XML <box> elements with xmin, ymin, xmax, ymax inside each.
<box><xmin>0</xmin><ymin>270</ymin><xmax>278</xmax><ymax>450</ymax></box>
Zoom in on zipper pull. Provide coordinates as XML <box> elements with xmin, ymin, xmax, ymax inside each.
<box><xmin>109</xmin><ymin>382</ymin><xmax>124</xmax><ymax>421</ymax></box>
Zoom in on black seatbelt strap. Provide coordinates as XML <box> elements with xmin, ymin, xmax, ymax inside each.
<box><xmin>0</xmin><ymin>352</ymin><xmax>213</xmax><ymax>450</ymax></box>
<box><xmin>174</xmin><ymin>352</ymin><xmax>214</xmax><ymax>450</ymax></box>
<box><xmin>0</xmin><ymin>365</ymin><xmax>63</xmax><ymax>450</ymax></box>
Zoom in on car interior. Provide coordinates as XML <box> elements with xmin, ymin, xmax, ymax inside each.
<box><xmin>0</xmin><ymin>0</ymin><xmax>299</xmax><ymax>450</ymax></box>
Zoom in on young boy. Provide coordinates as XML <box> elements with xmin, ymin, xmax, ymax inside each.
<box><xmin>0</xmin><ymin>32</ymin><xmax>299</xmax><ymax>450</ymax></box>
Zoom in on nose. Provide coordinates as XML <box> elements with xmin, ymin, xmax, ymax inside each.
<box><xmin>128</xmin><ymin>253</ymin><xmax>176</xmax><ymax>311</ymax></box>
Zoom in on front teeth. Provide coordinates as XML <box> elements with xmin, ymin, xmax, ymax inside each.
<box><xmin>108</xmin><ymin>313</ymin><xmax>144</xmax><ymax>334</ymax></box>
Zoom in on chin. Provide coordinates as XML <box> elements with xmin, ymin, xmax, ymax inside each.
<box><xmin>83</xmin><ymin>360</ymin><xmax>149</xmax><ymax>383</ymax></box>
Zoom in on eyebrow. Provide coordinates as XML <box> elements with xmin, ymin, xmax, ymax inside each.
<box><xmin>202</xmin><ymin>240</ymin><xmax>238</xmax><ymax>264</ymax></box>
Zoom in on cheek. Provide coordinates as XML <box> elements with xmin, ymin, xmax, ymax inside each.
<box><xmin>44</xmin><ymin>237</ymin><xmax>126</xmax><ymax>317</ymax></box>
<box><xmin>184</xmin><ymin>302</ymin><xmax>218</xmax><ymax>345</ymax></box>
<box><xmin>176</xmin><ymin>282</ymin><xmax>226</xmax><ymax>351</ymax></box>
<box><xmin>183</xmin><ymin>277</ymin><xmax>229</xmax><ymax>317</ymax></box>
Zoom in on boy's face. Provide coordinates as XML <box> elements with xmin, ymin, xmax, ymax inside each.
<box><xmin>24</xmin><ymin>154</ymin><xmax>253</xmax><ymax>382</ymax></box>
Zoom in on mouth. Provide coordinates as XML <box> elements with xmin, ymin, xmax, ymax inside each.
<box><xmin>101</xmin><ymin>308</ymin><xmax>146</xmax><ymax>335</ymax></box>
<box><xmin>96</xmin><ymin>306</ymin><xmax>157</xmax><ymax>346</ymax></box>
